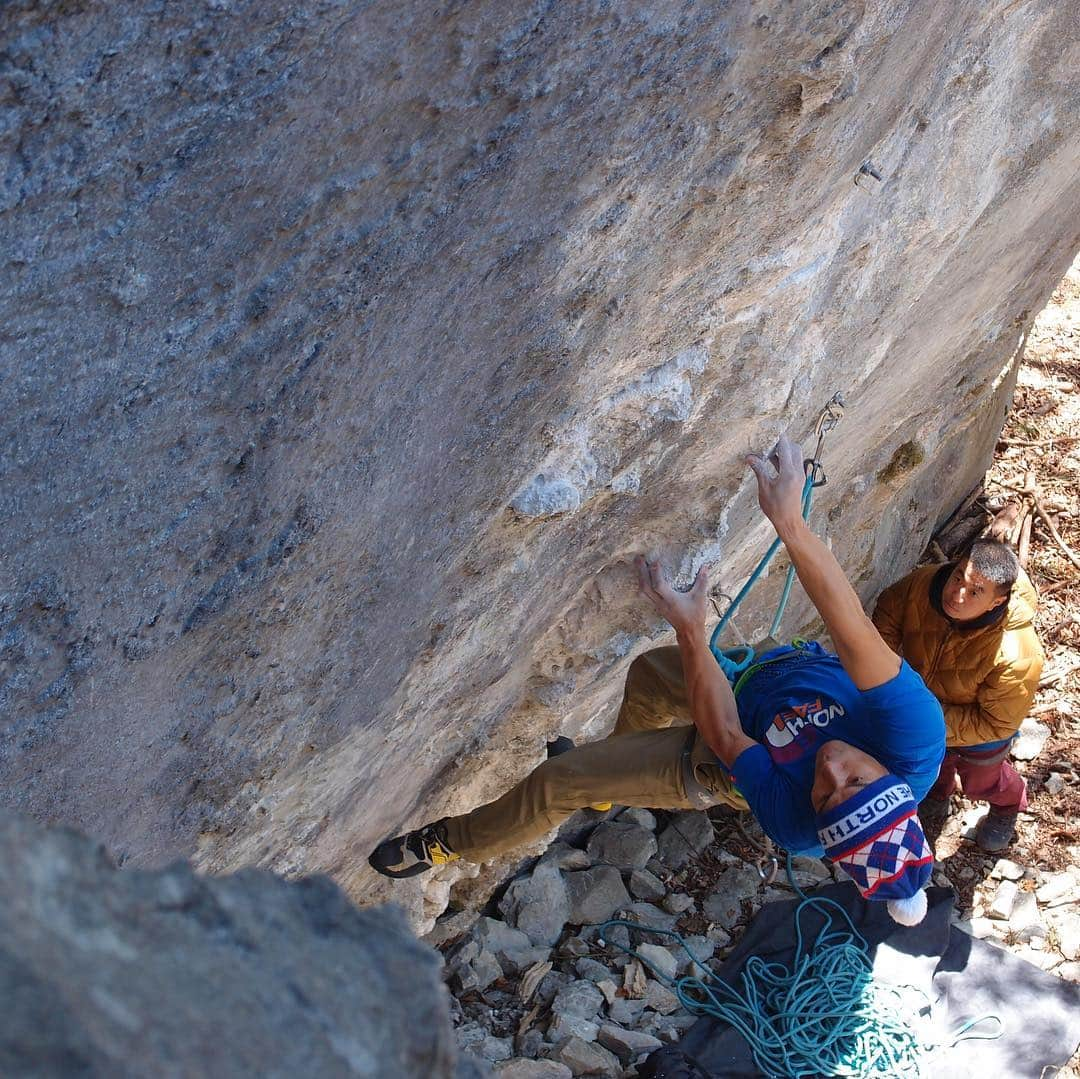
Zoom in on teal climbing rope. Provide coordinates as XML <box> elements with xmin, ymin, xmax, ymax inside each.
<box><xmin>709</xmin><ymin>469</ymin><xmax>815</xmax><ymax>682</ymax></box>
<box><xmin>597</xmin><ymin>855</ymin><xmax>1002</xmax><ymax>1078</ymax></box>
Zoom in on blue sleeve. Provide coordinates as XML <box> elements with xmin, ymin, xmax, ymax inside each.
<box><xmin>859</xmin><ymin>661</ymin><xmax>946</xmax><ymax>801</ymax></box>
<box><xmin>730</xmin><ymin>745</ymin><xmax>823</xmax><ymax>855</ymax></box>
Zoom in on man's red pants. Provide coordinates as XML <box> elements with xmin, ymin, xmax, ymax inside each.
<box><xmin>928</xmin><ymin>744</ymin><xmax>1028</xmax><ymax>812</ymax></box>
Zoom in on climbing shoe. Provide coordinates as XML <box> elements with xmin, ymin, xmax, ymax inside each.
<box><xmin>546</xmin><ymin>738</ymin><xmax>612</xmax><ymax>812</ymax></box>
<box><xmin>975</xmin><ymin>808</ymin><xmax>1018</xmax><ymax>852</ymax></box>
<box><xmin>368</xmin><ymin>819</ymin><xmax>459</xmax><ymax>878</ymax></box>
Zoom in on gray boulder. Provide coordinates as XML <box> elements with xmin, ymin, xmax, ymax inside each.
<box><xmin>703</xmin><ymin>863</ymin><xmax>761</xmax><ymax>929</ymax></box>
<box><xmin>619</xmin><ymin>809</ymin><xmax>658</xmax><ymax>832</ymax></box>
<box><xmin>471</xmin><ymin>917</ymin><xmax>552</xmax><ymax>974</ymax></box>
<box><xmin>656</xmin><ymin>813</ymin><xmax>716</xmax><ymax>869</ymax></box>
<box><xmin>644</xmin><ymin>980</ymin><xmax>682</xmax><ymax>1015</ymax></box>
<box><xmin>597</xmin><ymin>1023</ymin><xmax>664</xmax><ymax>1065</ymax></box>
<box><xmin>547</xmin><ymin>1014</ymin><xmax>600</xmax><ymax>1045</ymax></box>
<box><xmin>637</xmin><ymin>943</ymin><xmax>679</xmax><ymax>981</ymax></box>
<box><xmin>551</xmin><ymin>981</ymin><xmax>605</xmax><ymax>1021</ymax></box>
<box><xmin>499</xmin><ymin>865</ymin><xmax>570</xmax><ymax>946</ymax></box>
<box><xmin>495</xmin><ymin>1062</ymin><xmax>572</xmax><ymax>1078</ymax></box>
<box><xmin>615</xmin><ymin>902</ymin><xmax>680</xmax><ymax>931</ymax></box>
<box><xmin>0</xmin><ymin>0</ymin><xmax>1077</xmax><ymax>940</ymax></box>
<box><xmin>564</xmin><ymin>866</ymin><xmax>632</xmax><ymax>925</ymax></box>
<box><xmin>558</xmin><ymin>1037</ymin><xmax>621</xmax><ymax>1078</ymax></box>
<box><xmin>629</xmin><ymin>868</ymin><xmax>668</xmax><ymax>902</ymax></box>
<box><xmin>586</xmin><ymin>821</ymin><xmax>658</xmax><ymax>869</ymax></box>
<box><xmin>607</xmin><ymin>997</ymin><xmax>648</xmax><ymax>1024</ymax></box>
<box><xmin>573</xmin><ymin>957</ymin><xmax>615</xmax><ymax>983</ymax></box>
<box><xmin>0</xmin><ymin>813</ymin><xmax>456</xmax><ymax>1078</ymax></box>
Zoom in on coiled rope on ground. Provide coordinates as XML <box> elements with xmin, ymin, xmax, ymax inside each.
<box><xmin>597</xmin><ymin>854</ymin><xmax>1001</xmax><ymax>1078</ymax></box>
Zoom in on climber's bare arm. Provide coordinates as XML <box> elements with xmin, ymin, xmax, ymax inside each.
<box><xmin>636</xmin><ymin>556</ymin><xmax>755</xmax><ymax>767</ymax></box>
<box><xmin>746</xmin><ymin>434</ymin><xmax>901</xmax><ymax>691</ymax></box>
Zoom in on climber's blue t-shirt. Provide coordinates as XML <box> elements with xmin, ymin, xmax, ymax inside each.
<box><xmin>729</xmin><ymin>643</ymin><xmax>945</xmax><ymax>856</ymax></box>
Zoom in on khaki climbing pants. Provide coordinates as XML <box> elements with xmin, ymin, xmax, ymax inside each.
<box><xmin>442</xmin><ymin>646</ymin><xmax>748</xmax><ymax>863</ymax></box>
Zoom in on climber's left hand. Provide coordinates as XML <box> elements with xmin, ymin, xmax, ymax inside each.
<box><xmin>636</xmin><ymin>555</ymin><xmax>709</xmax><ymax>638</ymax></box>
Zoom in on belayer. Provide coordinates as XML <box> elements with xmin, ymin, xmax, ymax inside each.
<box><xmin>371</xmin><ymin>435</ymin><xmax>946</xmax><ymax>925</ymax></box>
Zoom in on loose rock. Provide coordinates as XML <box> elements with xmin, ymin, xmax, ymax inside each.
<box><xmin>619</xmin><ymin>808</ymin><xmax>658</xmax><ymax>832</ymax></box>
<box><xmin>558</xmin><ymin>1036</ymin><xmax>621</xmax><ymax>1078</ymax></box>
<box><xmin>564</xmin><ymin>865</ymin><xmax>632</xmax><ymax>925</ymax></box>
<box><xmin>607</xmin><ymin>997</ymin><xmax>648</xmax><ymax>1024</ymax></box>
<box><xmin>1036</xmin><ymin>871</ymin><xmax>1076</xmax><ymax>906</ymax></box>
<box><xmin>499</xmin><ymin>865</ymin><xmax>571</xmax><ymax>946</ymax></box>
<box><xmin>644</xmin><ymin>979</ymin><xmax>681</xmax><ymax>1015</ymax></box>
<box><xmin>616</xmin><ymin>902</ymin><xmax>679</xmax><ymax>931</ymax></box>
<box><xmin>789</xmin><ymin>856</ymin><xmax>832</xmax><ymax>887</ymax></box>
<box><xmin>1044</xmin><ymin>773</ymin><xmax>1066</xmax><ymax>796</ymax></box>
<box><xmin>991</xmin><ymin>858</ymin><xmax>1025</xmax><ymax>881</ymax></box>
<box><xmin>574</xmin><ymin>958</ymin><xmax>613</xmax><ymax>984</ymax></box>
<box><xmin>551</xmin><ymin>981</ymin><xmax>604</xmax><ymax>1021</ymax></box>
<box><xmin>480</xmin><ymin>1037</ymin><xmax>514</xmax><ymax>1062</ymax></box>
<box><xmin>459</xmin><ymin>1052</ymin><xmax>496</xmax><ymax>1078</ymax></box>
<box><xmin>629</xmin><ymin>868</ymin><xmax>668</xmax><ymax>901</ymax></box>
<box><xmin>495</xmin><ymin>1061</ymin><xmax>573</xmax><ymax>1078</ymax></box>
<box><xmin>988</xmin><ymin>880</ymin><xmax>1019</xmax><ymax>920</ymax></box>
<box><xmin>637</xmin><ymin>943</ymin><xmax>679</xmax><ymax>981</ymax></box>
<box><xmin>661</xmin><ymin>892</ymin><xmax>695</xmax><ymax>915</ymax></box>
<box><xmin>703</xmin><ymin>862</ymin><xmax>760</xmax><ymax>929</ymax></box>
<box><xmin>538</xmin><ymin>845</ymin><xmax>594</xmax><ymax>872</ymax></box>
<box><xmin>1011</xmin><ymin>718</ymin><xmax>1051</xmax><ymax>760</ymax></box>
<box><xmin>673</xmin><ymin>935</ymin><xmax>715</xmax><ymax>974</ymax></box>
<box><xmin>656</xmin><ymin>812</ymin><xmax>715</xmax><ymax>869</ymax></box>
<box><xmin>587</xmin><ymin>821</ymin><xmax>658</xmax><ymax>869</ymax></box>
<box><xmin>1049</xmin><ymin>909</ymin><xmax>1080</xmax><ymax>961</ymax></box>
<box><xmin>1009</xmin><ymin>891</ymin><xmax>1045</xmax><ymax>942</ymax></box>
<box><xmin>596</xmin><ymin>1022</ymin><xmax>664</xmax><ymax>1064</ymax></box>
<box><xmin>473</xmin><ymin>917</ymin><xmax>552</xmax><ymax>974</ymax></box>
<box><xmin>547</xmin><ymin>1014</ymin><xmax>600</xmax><ymax>1045</ymax></box>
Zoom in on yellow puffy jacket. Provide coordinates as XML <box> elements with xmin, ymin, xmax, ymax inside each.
<box><xmin>871</xmin><ymin>563</ymin><xmax>1044</xmax><ymax>747</ymax></box>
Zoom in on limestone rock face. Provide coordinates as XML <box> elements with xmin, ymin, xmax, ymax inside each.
<box><xmin>0</xmin><ymin>813</ymin><xmax>456</xmax><ymax>1077</ymax></box>
<box><xmin>2</xmin><ymin>1</ymin><xmax>1079</xmax><ymax>914</ymax></box>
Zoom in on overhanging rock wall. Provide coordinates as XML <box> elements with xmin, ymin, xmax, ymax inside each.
<box><xmin>2</xmin><ymin>1</ymin><xmax>1079</xmax><ymax>917</ymax></box>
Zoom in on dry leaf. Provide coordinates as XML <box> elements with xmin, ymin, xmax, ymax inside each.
<box><xmin>518</xmin><ymin>960</ymin><xmax>552</xmax><ymax>1003</ymax></box>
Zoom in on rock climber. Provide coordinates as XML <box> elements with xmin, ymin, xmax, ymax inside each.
<box><xmin>370</xmin><ymin>435</ymin><xmax>946</xmax><ymax>924</ymax></box>
<box><xmin>872</xmin><ymin>537</ymin><xmax>1045</xmax><ymax>852</ymax></box>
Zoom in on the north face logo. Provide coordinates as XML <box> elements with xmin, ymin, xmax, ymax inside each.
<box><xmin>765</xmin><ymin>698</ymin><xmax>847</xmax><ymax>748</ymax></box>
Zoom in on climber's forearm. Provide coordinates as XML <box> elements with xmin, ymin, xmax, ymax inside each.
<box><xmin>774</xmin><ymin>517</ymin><xmax>900</xmax><ymax>691</ymax></box>
<box><xmin>675</xmin><ymin>626</ymin><xmax>755</xmax><ymax>767</ymax></box>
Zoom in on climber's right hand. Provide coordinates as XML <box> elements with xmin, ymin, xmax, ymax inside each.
<box><xmin>745</xmin><ymin>433</ymin><xmax>806</xmax><ymax>537</ymax></box>
<box><xmin>635</xmin><ymin>555</ymin><xmax>709</xmax><ymax>639</ymax></box>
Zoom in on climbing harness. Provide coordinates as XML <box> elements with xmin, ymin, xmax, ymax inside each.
<box><xmin>709</xmin><ymin>393</ymin><xmax>846</xmax><ymax>682</ymax></box>
<box><xmin>597</xmin><ymin>853</ymin><xmax>1003</xmax><ymax>1079</ymax></box>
